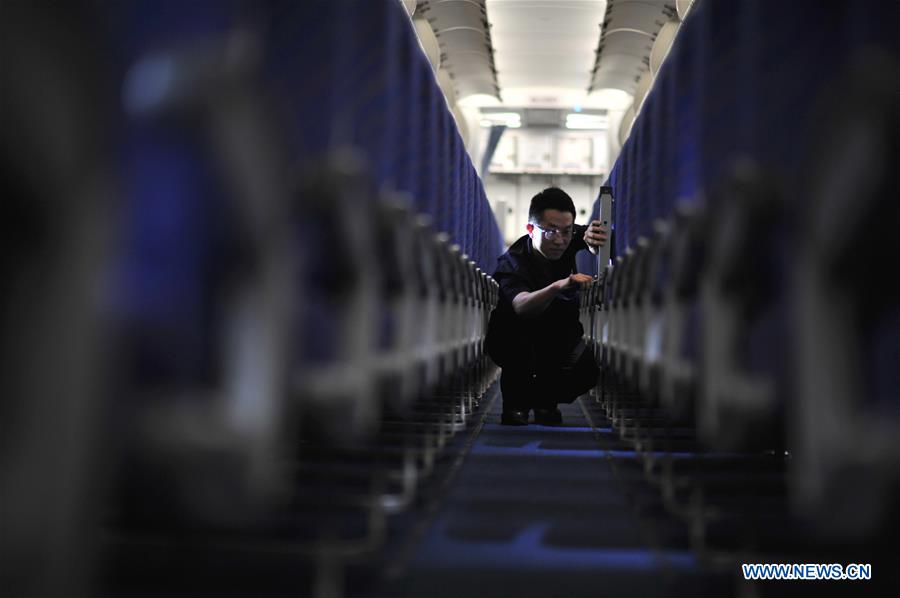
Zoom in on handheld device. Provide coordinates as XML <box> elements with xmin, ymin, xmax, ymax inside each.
<box><xmin>597</xmin><ymin>185</ymin><xmax>613</xmax><ymax>272</ymax></box>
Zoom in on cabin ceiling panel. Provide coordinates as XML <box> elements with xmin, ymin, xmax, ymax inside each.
<box><xmin>487</xmin><ymin>0</ymin><xmax>607</xmax><ymax>103</ymax></box>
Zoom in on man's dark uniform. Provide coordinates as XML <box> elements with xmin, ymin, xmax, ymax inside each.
<box><xmin>487</xmin><ymin>225</ymin><xmax>600</xmax><ymax>412</ymax></box>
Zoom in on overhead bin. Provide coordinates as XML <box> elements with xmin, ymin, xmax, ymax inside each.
<box><xmin>676</xmin><ymin>0</ymin><xmax>693</xmax><ymax>21</ymax></box>
<box><xmin>650</xmin><ymin>20</ymin><xmax>679</xmax><ymax>76</ymax></box>
<box><xmin>416</xmin><ymin>0</ymin><xmax>499</xmax><ymax>100</ymax></box>
<box><xmin>591</xmin><ymin>54</ymin><xmax>645</xmax><ymax>91</ymax></box>
<box><xmin>632</xmin><ymin>68</ymin><xmax>652</xmax><ymax>111</ymax></box>
<box><xmin>414</xmin><ymin>17</ymin><xmax>442</xmax><ymax>70</ymax></box>
<box><xmin>589</xmin><ymin>0</ymin><xmax>675</xmax><ymax>93</ymax></box>
<box><xmin>603</xmin><ymin>0</ymin><xmax>675</xmax><ymax>31</ymax></box>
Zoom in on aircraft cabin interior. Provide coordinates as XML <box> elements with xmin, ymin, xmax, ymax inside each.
<box><xmin>3</xmin><ymin>0</ymin><xmax>899</xmax><ymax>596</ymax></box>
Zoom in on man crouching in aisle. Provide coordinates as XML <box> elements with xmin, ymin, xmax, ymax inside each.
<box><xmin>487</xmin><ymin>187</ymin><xmax>608</xmax><ymax>426</ymax></box>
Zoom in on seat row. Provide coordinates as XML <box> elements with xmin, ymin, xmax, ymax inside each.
<box><xmin>3</xmin><ymin>2</ymin><xmax>504</xmax><ymax>596</ymax></box>
<box><xmin>578</xmin><ymin>0</ymin><xmax>899</xmax><ymax>550</ymax></box>
<box><xmin>111</xmin><ymin>160</ymin><xmax>502</xmax><ymax>593</ymax></box>
<box><xmin>581</xmin><ymin>122</ymin><xmax>897</xmax><ymax>560</ymax></box>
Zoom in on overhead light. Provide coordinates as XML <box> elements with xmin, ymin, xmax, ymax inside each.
<box><xmin>565</xmin><ymin>113</ymin><xmax>607</xmax><ymax>129</ymax></box>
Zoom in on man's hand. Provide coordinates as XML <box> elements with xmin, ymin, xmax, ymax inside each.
<box><xmin>556</xmin><ymin>273</ymin><xmax>594</xmax><ymax>292</ymax></box>
<box><xmin>513</xmin><ymin>273</ymin><xmax>596</xmax><ymax>317</ymax></box>
<box><xmin>583</xmin><ymin>220</ymin><xmax>609</xmax><ymax>255</ymax></box>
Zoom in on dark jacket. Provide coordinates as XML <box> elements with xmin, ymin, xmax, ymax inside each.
<box><xmin>486</xmin><ymin>225</ymin><xmax>588</xmax><ymax>370</ymax></box>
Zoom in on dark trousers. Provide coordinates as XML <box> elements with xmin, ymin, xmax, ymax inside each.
<box><xmin>500</xmin><ymin>340</ymin><xmax>600</xmax><ymax>411</ymax></box>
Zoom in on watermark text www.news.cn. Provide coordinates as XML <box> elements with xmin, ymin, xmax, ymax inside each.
<box><xmin>742</xmin><ymin>563</ymin><xmax>871</xmax><ymax>581</ymax></box>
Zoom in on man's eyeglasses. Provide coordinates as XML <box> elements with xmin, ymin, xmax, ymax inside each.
<box><xmin>532</xmin><ymin>223</ymin><xmax>574</xmax><ymax>240</ymax></box>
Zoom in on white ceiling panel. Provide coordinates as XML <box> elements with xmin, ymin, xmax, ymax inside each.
<box><xmin>487</xmin><ymin>0</ymin><xmax>608</xmax><ymax>96</ymax></box>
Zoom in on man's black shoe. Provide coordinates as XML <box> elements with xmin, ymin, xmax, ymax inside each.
<box><xmin>533</xmin><ymin>408</ymin><xmax>563</xmax><ymax>426</ymax></box>
<box><xmin>501</xmin><ymin>410</ymin><xmax>529</xmax><ymax>426</ymax></box>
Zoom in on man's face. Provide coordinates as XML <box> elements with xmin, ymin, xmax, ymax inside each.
<box><xmin>528</xmin><ymin>209</ymin><xmax>575</xmax><ymax>261</ymax></box>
